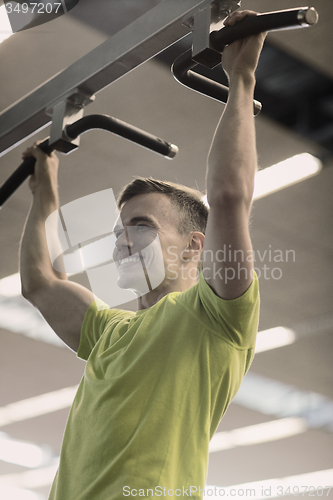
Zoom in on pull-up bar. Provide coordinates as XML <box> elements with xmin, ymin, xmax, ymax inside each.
<box><xmin>0</xmin><ymin>115</ymin><xmax>178</xmax><ymax>208</ymax></box>
<box><xmin>172</xmin><ymin>7</ymin><xmax>318</xmax><ymax>110</ymax></box>
<box><xmin>173</xmin><ymin>50</ymin><xmax>262</xmax><ymax>115</ymax></box>
<box><xmin>0</xmin><ymin>0</ymin><xmax>213</xmax><ymax>157</ymax></box>
<box><xmin>0</xmin><ymin>1</ymin><xmax>319</xmax><ymax>209</ymax></box>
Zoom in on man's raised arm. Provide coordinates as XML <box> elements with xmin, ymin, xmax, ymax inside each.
<box><xmin>20</xmin><ymin>143</ymin><xmax>94</xmax><ymax>352</ymax></box>
<box><xmin>203</xmin><ymin>10</ymin><xmax>266</xmax><ymax>300</ymax></box>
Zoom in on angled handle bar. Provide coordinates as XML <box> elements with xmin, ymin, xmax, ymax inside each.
<box><xmin>64</xmin><ymin>115</ymin><xmax>178</xmax><ymax>158</ymax></box>
<box><xmin>0</xmin><ymin>114</ymin><xmax>178</xmax><ymax>208</ymax></box>
<box><xmin>172</xmin><ymin>50</ymin><xmax>262</xmax><ymax>116</ymax></box>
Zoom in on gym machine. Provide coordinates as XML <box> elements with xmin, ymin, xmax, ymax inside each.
<box><xmin>0</xmin><ymin>1</ymin><xmax>318</xmax><ymax>208</ymax></box>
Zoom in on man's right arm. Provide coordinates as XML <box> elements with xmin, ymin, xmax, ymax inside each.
<box><xmin>20</xmin><ymin>143</ymin><xmax>94</xmax><ymax>352</ymax></box>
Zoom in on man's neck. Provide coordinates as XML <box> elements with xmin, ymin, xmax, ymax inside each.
<box><xmin>136</xmin><ymin>275</ymin><xmax>198</xmax><ymax>311</ymax></box>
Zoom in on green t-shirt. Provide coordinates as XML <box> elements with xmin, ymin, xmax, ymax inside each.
<box><xmin>48</xmin><ymin>270</ymin><xmax>259</xmax><ymax>500</ymax></box>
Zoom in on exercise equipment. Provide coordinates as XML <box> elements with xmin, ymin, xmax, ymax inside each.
<box><xmin>0</xmin><ymin>115</ymin><xmax>178</xmax><ymax>207</ymax></box>
<box><xmin>0</xmin><ymin>1</ymin><xmax>319</xmax><ymax>208</ymax></box>
<box><xmin>172</xmin><ymin>8</ymin><xmax>318</xmax><ymax>114</ymax></box>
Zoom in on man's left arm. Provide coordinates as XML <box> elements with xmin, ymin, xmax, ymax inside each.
<box><xmin>203</xmin><ymin>10</ymin><xmax>266</xmax><ymax>300</ymax></box>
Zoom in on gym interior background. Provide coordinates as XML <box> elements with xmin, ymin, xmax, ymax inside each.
<box><xmin>0</xmin><ymin>0</ymin><xmax>332</xmax><ymax>498</ymax></box>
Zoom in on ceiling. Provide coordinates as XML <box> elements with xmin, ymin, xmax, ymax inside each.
<box><xmin>0</xmin><ymin>0</ymin><xmax>332</xmax><ymax>498</ymax></box>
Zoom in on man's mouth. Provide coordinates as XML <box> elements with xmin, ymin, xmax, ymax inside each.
<box><xmin>117</xmin><ymin>252</ymin><xmax>147</xmax><ymax>268</ymax></box>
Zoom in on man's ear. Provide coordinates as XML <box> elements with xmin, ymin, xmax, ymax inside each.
<box><xmin>182</xmin><ymin>232</ymin><xmax>204</xmax><ymax>261</ymax></box>
<box><xmin>190</xmin><ymin>232</ymin><xmax>205</xmax><ymax>251</ymax></box>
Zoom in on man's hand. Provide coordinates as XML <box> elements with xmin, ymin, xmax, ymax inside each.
<box><xmin>222</xmin><ymin>10</ymin><xmax>267</xmax><ymax>82</ymax></box>
<box><xmin>22</xmin><ymin>141</ymin><xmax>59</xmax><ymax>196</ymax></box>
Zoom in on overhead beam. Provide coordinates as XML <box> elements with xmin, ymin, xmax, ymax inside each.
<box><xmin>0</xmin><ymin>0</ymin><xmax>213</xmax><ymax>157</ymax></box>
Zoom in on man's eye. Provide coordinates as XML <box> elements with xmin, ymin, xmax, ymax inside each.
<box><xmin>114</xmin><ymin>225</ymin><xmax>152</xmax><ymax>239</ymax></box>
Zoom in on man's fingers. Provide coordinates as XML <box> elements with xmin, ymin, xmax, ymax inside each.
<box><xmin>21</xmin><ymin>141</ymin><xmax>54</xmax><ymax>162</ymax></box>
<box><xmin>224</xmin><ymin>10</ymin><xmax>257</xmax><ymax>27</ymax></box>
<box><xmin>223</xmin><ymin>9</ymin><xmax>267</xmax><ymax>47</ymax></box>
<box><xmin>22</xmin><ymin>142</ymin><xmax>42</xmax><ymax>158</ymax></box>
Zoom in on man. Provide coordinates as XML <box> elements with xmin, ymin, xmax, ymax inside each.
<box><xmin>20</xmin><ymin>10</ymin><xmax>265</xmax><ymax>499</ymax></box>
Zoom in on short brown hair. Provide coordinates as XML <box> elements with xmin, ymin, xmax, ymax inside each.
<box><xmin>116</xmin><ymin>177</ymin><xmax>209</xmax><ymax>235</ymax></box>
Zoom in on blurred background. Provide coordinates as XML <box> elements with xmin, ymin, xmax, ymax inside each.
<box><xmin>0</xmin><ymin>0</ymin><xmax>332</xmax><ymax>498</ymax></box>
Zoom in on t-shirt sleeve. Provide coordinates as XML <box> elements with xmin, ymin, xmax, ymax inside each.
<box><xmin>77</xmin><ymin>297</ymin><xmax>122</xmax><ymax>361</ymax></box>
<box><xmin>197</xmin><ymin>268</ymin><xmax>260</xmax><ymax>349</ymax></box>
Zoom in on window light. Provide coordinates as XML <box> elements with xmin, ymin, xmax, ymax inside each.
<box><xmin>209</xmin><ymin>417</ymin><xmax>307</xmax><ymax>452</ymax></box>
<box><xmin>0</xmin><ymin>272</ymin><xmax>21</xmax><ymax>296</ymax></box>
<box><xmin>255</xmin><ymin>326</ymin><xmax>296</xmax><ymax>353</ymax></box>
<box><xmin>0</xmin><ymin>5</ymin><xmax>13</xmax><ymax>43</ymax></box>
<box><xmin>0</xmin><ymin>432</ymin><xmax>50</xmax><ymax>468</ymax></box>
<box><xmin>253</xmin><ymin>153</ymin><xmax>322</xmax><ymax>200</ymax></box>
<box><xmin>0</xmin><ymin>386</ymin><xmax>78</xmax><ymax>427</ymax></box>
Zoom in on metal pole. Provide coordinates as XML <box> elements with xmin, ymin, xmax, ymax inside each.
<box><xmin>0</xmin><ymin>0</ymin><xmax>214</xmax><ymax>157</ymax></box>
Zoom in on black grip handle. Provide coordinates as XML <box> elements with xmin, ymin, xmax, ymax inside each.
<box><xmin>65</xmin><ymin>115</ymin><xmax>178</xmax><ymax>159</ymax></box>
<box><xmin>172</xmin><ymin>49</ymin><xmax>262</xmax><ymax>115</ymax></box>
<box><xmin>0</xmin><ymin>114</ymin><xmax>179</xmax><ymax>208</ymax></box>
<box><xmin>210</xmin><ymin>7</ymin><xmax>319</xmax><ymax>51</ymax></box>
<box><xmin>0</xmin><ymin>139</ymin><xmax>51</xmax><ymax>208</ymax></box>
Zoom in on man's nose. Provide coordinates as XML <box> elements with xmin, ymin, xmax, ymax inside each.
<box><xmin>115</xmin><ymin>228</ymin><xmax>134</xmax><ymax>252</ymax></box>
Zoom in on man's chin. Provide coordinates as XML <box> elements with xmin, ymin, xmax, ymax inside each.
<box><xmin>115</xmin><ymin>259</ymin><xmax>165</xmax><ymax>294</ymax></box>
<box><xmin>116</xmin><ymin>273</ymin><xmax>150</xmax><ymax>295</ymax></box>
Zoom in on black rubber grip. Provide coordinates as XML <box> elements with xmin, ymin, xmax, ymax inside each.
<box><xmin>0</xmin><ymin>139</ymin><xmax>51</xmax><ymax>208</ymax></box>
<box><xmin>65</xmin><ymin>115</ymin><xmax>177</xmax><ymax>158</ymax></box>
<box><xmin>0</xmin><ymin>115</ymin><xmax>178</xmax><ymax>208</ymax></box>
<box><xmin>172</xmin><ymin>49</ymin><xmax>262</xmax><ymax>115</ymax></box>
<box><xmin>210</xmin><ymin>8</ymin><xmax>319</xmax><ymax>52</ymax></box>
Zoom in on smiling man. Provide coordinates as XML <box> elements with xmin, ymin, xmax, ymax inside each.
<box><xmin>112</xmin><ymin>187</ymin><xmax>207</xmax><ymax>307</ymax></box>
<box><xmin>20</xmin><ymin>10</ymin><xmax>264</xmax><ymax>500</ymax></box>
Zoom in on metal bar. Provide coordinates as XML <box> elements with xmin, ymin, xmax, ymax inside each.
<box><xmin>0</xmin><ymin>0</ymin><xmax>213</xmax><ymax>157</ymax></box>
<box><xmin>172</xmin><ymin>49</ymin><xmax>262</xmax><ymax>115</ymax></box>
<box><xmin>65</xmin><ymin>115</ymin><xmax>178</xmax><ymax>158</ymax></box>
<box><xmin>0</xmin><ymin>114</ymin><xmax>179</xmax><ymax>207</ymax></box>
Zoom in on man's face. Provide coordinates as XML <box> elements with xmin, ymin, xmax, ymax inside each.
<box><xmin>112</xmin><ymin>193</ymin><xmax>188</xmax><ymax>294</ymax></box>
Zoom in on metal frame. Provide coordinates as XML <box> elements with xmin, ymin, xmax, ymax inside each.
<box><xmin>0</xmin><ymin>0</ymin><xmax>232</xmax><ymax>157</ymax></box>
